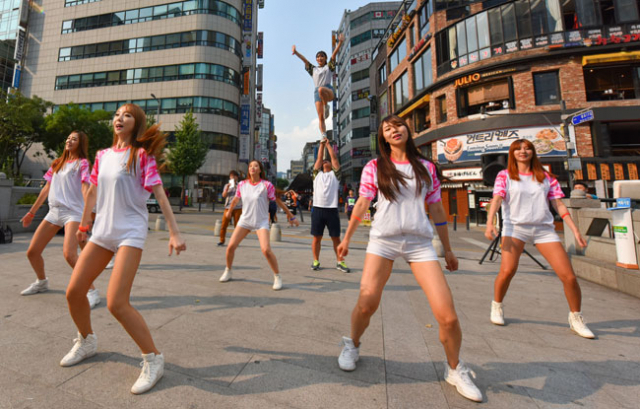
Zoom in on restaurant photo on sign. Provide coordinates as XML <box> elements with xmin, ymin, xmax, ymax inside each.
<box><xmin>437</xmin><ymin>125</ymin><xmax>573</xmax><ymax>163</ymax></box>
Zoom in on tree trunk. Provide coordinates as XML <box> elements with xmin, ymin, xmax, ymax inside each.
<box><xmin>179</xmin><ymin>175</ymin><xmax>185</xmax><ymax>211</ymax></box>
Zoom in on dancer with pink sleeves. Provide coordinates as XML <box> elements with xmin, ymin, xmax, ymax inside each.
<box><xmin>219</xmin><ymin>160</ymin><xmax>299</xmax><ymax>290</ymax></box>
<box><xmin>337</xmin><ymin>115</ymin><xmax>483</xmax><ymax>402</ymax></box>
<box><xmin>20</xmin><ymin>131</ymin><xmax>100</xmax><ymax>308</ymax></box>
<box><xmin>485</xmin><ymin>139</ymin><xmax>594</xmax><ymax>339</ymax></box>
<box><xmin>61</xmin><ymin>104</ymin><xmax>186</xmax><ymax>395</ymax></box>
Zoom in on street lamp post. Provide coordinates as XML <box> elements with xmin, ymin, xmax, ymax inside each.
<box><xmin>150</xmin><ymin>93</ymin><xmax>160</xmax><ymax>124</ymax></box>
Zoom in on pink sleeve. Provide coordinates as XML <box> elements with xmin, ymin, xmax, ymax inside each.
<box><xmin>424</xmin><ymin>161</ymin><xmax>442</xmax><ymax>205</ymax></box>
<box><xmin>359</xmin><ymin>160</ymin><xmax>378</xmax><ymax>200</ymax></box>
<box><xmin>80</xmin><ymin>159</ymin><xmax>91</xmax><ymax>184</ymax></box>
<box><xmin>235</xmin><ymin>181</ymin><xmax>244</xmax><ymax>198</ymax></box>
<box><xmin>265</xmin><ymin>181</ymin><xmax>276</xmax><ymax>201</ymax></box>
<box><xmin>546</xmin><ymin>174</ymin><xmax>565</xmax><ymax>200</ymax></box>
<box><xmin>493</xmin><ymin>170</ymin><xmax>508</xmax><ymax>198</ymax></box>
<box><xmin>43</xmin><ymin>167</ymin><xmax>53</xmax><ymax>182</ymax></box>
<box><xmin>139</xmin><ymin>150</ymin><xmax>162</xmax><ymax>192</ymax></box>
<box><xmin>89</xmin><ymin>150</ymin><xmax>105</xmax><ymax>186</ymax></box>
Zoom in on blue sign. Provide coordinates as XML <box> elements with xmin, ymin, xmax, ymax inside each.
<box><xmin>242</xmin><ymin>0</ymin><xmax>253</xmax><ymax>31</ymax></box>
<box><xmin>240</xmin><ymin>104</ymin><xmax>250</xmax><ymax>134</ymax></box>
<box><xmin>571</xmin><ymin>110</ymin><xmax>594</xmax><ymax>126</ymax></box>
<box><xmin>12</xmin><ymin>65</ymin><xmax>21</xmax><ymax>88</ymax></box>
<box><xmin>616</xmin><ymin>197</ymin><xmax>631</xmax><ymax>209</ymax></box>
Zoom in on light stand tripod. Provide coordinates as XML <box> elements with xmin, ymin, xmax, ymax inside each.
<box><xmin>478</xmin><ymin>211</ymin><xmax>547</xmax><ymax>270</ymax></box>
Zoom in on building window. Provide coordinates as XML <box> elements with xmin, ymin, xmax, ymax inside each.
<box><xmin>436</xmin><ymin>94</ymin><xmax>447</xmax><ymax>123</ymax></box>
<box><xmin>351</xmin><ymin>30</ymin><xmax>373</xmax><ymax>47</ymax></box>
<box><xmin>533</xmin><ymin>71</ymin><xmax>561</xmax><ymax>105</ymax></box>
<box><xmin>58</xmin><ymin>30</ymin><xmax>242</xmax><ymax>62</ymax></box>
<box><xmin>379</xmin><ymin>64</ymin><xmax>387</xmax><ymax>85</ymax></box>
<box><xmin>62</xmin><ymin>0</ymin><xmax>241</xmax><ymax>32</ymax></box>
<box><xmin>352</xmin><ymin>106</ymin><xmax>371</xmax><ymax>120</ymax></box>
<box><xmin>414</xmin><ymin>47</ymin><xmax>433</xmax><ymax>93</ymax></box>
<box><xmin>418</xmin><ymin>0</ymin><xmax>432</xmax><ymax>39</ymax></box>
<box><xmin>414</xmin><ymin>104</ymin><xmax>431</xmax><ymax>133</ymax></box>
<box><xmin>394</xmin><ymin>71</ymin><xmax>409</xmax><ymax>109</ymax></box>
<box><xmin>584</xmin><ymin>66</ymin><xmax>639</xmax><ymax>101</ymax></box>
<box><xmin>352</xmin><ymin>88</ymin><xmax>370</xmax><ymax>101</ymax></box>
<box><xmin>351</xmin><ymin>68</ymin><xmax>370</xmax><ymax>83</ymax></box>
<box><xmin>389</xmin><ymin>37</ymin><xmax>406</xmax><ymax>72</ymax></box>
<box><xmin>458</xmin><ymin>78</ymin><xmax>513</xmax><ymax>116</ymax></box>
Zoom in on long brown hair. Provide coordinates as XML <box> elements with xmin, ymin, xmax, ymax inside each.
<box><xmin>507</xmin><ymin>139</ymin><xmax>553</xmax><ymax>183</ymax></box>
<box><xmin>114</xmin><ymin>103</ymin><xmax>166</xmax><ymax>174</ymax></box>
<box><xmin>51</xmin><ymin>131</ymin><xmax>89</xmax><ymax>174</ymax></box>
<box><xmin>377</xmin><ymin>115</ymin><xmax>432</xmax><ymax>202</ymax></box>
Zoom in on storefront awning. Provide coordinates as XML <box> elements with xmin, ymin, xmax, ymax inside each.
<box><xmin>399</xmin><ymin>94</ymin><xmax>430</xmax><ymax>118</ymax></box>
<box><xmin>582</xmin><ymin>51</ymin><xmax>640</xmax><ymax>66</ymax></box>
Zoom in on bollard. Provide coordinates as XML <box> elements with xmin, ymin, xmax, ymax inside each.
<box><xmin>453</xmin><ymin>215</ymin><xmax>457</xmax><ymax>231</ymax></box>
<box><xmin>432</xmin><ymin>237</ymin><xmax>445</xmax><ymax>257</ymax></box>
<box><xmin>466</xmin><ymin>215</ymin><xmax>470</xmax><ymax>231</ymax></box>
<box><xmin>213</xmin><ymin>219</ymin><xmax>221</xmax><ymax>236</ymax></box>
<box><xmin>155</xmin><ymin>215</ymin><xmax>166</xmax><ymax>231</ymax></box>
<box><xmin>270</xmin><ymin>223</ymin><xmax>281</xmax><ymax>242</ymax></box>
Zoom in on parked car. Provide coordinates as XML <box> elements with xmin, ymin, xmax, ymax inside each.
<box><xmin>147</xmin><ymin>196</ymin><xmax>160</xmax><ymax>213</ymax></box>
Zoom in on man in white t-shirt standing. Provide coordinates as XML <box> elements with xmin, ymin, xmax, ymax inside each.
<box><xmin>311</xmin><ymin>139</ymin><xmax>350</xmax><ymax>273</ymax></box>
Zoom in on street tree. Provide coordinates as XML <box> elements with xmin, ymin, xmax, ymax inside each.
<box><xmin>43</xmin><ymin>103</ymin><xmax>112</xmax><ymax>161</ymax></box>
<box><xmin>276</xmin><ymin>178</ymin><xmax>289</xmax><ymax>190</ymax></box>
<box><xmin>165</xmin><ymin>111</ymin><xmax>208</xmax><ymax>210</ymax></box>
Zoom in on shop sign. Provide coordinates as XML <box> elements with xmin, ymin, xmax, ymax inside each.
<box><xmin>454</xmin><ymin>67</ymin><xmax>520</xmax><ymax>88</ymax></box>
<box><xmin>442</xmin><ymin>167</ymin><xmax>482</xmax><ymax>181</ymax></box>
<box><xmin>614</xmin><ymin>163</ymin><xmax>625</xmax><ymax>180</ymax></box>
<box><xmin>387</xmin><ymin>13</ymin><xmax>411</xmax><ymax>48</ymax></box>
<box><xmin>505</xmin><ymin>41</ymin><xmax>519</xmax><ymax>53</ymax></box>
<box><xmin>255</xmin><ymin>93</ymin><xmax>262</xmax><ymax>121</ymax></box>
<box><xmin>595</xmin><ymin>32</ymin><xmax>640</xmax><ymax>46</ymax></box>
<box><xmin>351</xmin><ymin>148</ymin><xmax>371</xmax><ymax>158</ymax></box>
<box><xmin>12</xmin><ymin>65</ymin><xmax>21</xmax><ymax>89</ymax></box>
<box><xmin>628</xmin><ymin>163</ymin><xmax>638</xmax><ymax>179</ymax></box>
<box><xmin>243</xmin><ymin>69</ymin><xmax>250</xmax><ymax>95</ymax></box>
<box><xmin>550</xmin><ymin>33</ymin><xmax>564</xmax><ymax>45</ymax></box>
<box><xmin>587</xmin><ymin>163</ymin><xmax>597</xmax><ymax>179</ymax></box>
<box><xmin>351</xmin><ymin>52</ymin><xmax>370</xmax><ymax>65</ymax></box>
<box><xmin>256</xmin><ymin>64</ymin><xmax>263</xmax><ymax>92</ymax></box>
<box><xmin>239</xmin><ymin>104</ymin><xmax>250</xmax><ymax>162</ymax></box>
<box><xmin>520</xmin><ymin>38</ymin><xmax>533</xmax><ymax>50</ymax></box>
<box><xmin>242</xmin><ymin>33</ymin><xmax>252</xmax><ymax>66</ymax></box>
<box><xmin>14</xmin><ymin>29</ymin><xmax>25</xmax><ymax>61</ymax></box>
<box><xmin>601</xmin><ymin>163</ymin><xmax>611</xmax><ymax>180</ymax></box>
<box><xmin>459</xmin><ymin>55</ymin><xmax>468</xmax><ymax>66</ymax></box>
<box><xmin>242</xmin><ymin>0</ymin><xmax>253</xmax><ymax>31</ymax></box>
<box><xmin>436</xmin><ymin>125</ymin><xmax>573</xmax><ymax>163</ymax></box>
<box><xmin>408</xmin><ymin>34</ymin><xmax>431</xmax><ymax>60</ymax></box>
<box><xmin>535</xmin><ymin>35</ymin><xmax>549</xmax><ymax>47</ymax></box>
<box><xmin>257</xmin><ymin>32</ymin><xmax>263</xmax><ymax>58</ymax></box>
<box><xmin>454</xmin><ymin>73</ymin><xmax>480</xmax><ymax>87</ymax></box>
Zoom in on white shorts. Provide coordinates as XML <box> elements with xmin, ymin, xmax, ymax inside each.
<box><xmin>89</xmin><ymin>235</ymin><xmax>146</xmax><ymax>252</ymax></box>
<box><xmin>366</xmin><ymin>234</ymin><xmax>438</xmax><ymax>263</ymax></box>
<box><xmin>502</xmin><ymin>224</ymin><xmax>560</xmax><ymax>244</ymax></box>
<box><xmin>44</xmin><ymin>206</ymin><xmax>82</xmax><ymax>227</ymax></box>
<box><xmin>236</xmin><ymin>219</ymin><xmax>270</xmax><ymax>232</ymax></box>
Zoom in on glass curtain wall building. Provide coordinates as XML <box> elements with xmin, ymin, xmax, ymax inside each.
<box><xmin>21</xmin><ymin>0</ymin><xmax>258</xmax><ymax>196</ymax></box>
<box><xmin>0</xmin><ymin>0</ymin><xmax>22</xmax><ymax>92</ymax></box>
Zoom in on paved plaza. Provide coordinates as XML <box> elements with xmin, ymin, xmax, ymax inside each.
<box><xmin>1</xmin><ymin>210</ymin><xmax>639</xmax><ymax>408</ymax></box>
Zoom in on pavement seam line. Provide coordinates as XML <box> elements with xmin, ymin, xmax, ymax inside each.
<box><xmin>227</xmin><ymin>353</ymin><xmax>255</xmax><ymax>388</ymax></box>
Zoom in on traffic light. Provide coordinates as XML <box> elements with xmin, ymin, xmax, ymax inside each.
<box><xmin>481</xmin><ymin>154</ymin><xmax>508</xmax><ymax>186</ymax></box>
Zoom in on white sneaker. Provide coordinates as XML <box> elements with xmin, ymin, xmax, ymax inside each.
<box><xmin>106</xmin><ymin>257</ymin><xmax>115</xmax><ymax>269</ymax></box>
<box><xmin>272</xmin><ymin>274</ymin><xmax>282</xmax><ymax>290</ymax></box>
<box><xmin>444</xmin><ymin>361</ymin><xmax>483</xmax><ymax>402</ymax></box>
<box><xmin>87</xmin><ymin>289</ymin><xmax>101</xmax><ymax>309</ymax></box>
<box><xmin>219</xmin><ymin>267</ymin><xmax>232</xmax><ymax>282</ymax></box>
<box><xmin>338</xmin><ymin>336</ymin><xmax>359</xmax><ymax>371</ymax></box>
<box><xmin>569</xmin><ymin>311</ymin><xmax>595</xmax><ymax>339</ymax></box>
<box><xmin>21</xmin><ymin>278</ymin><xmax>49</xmax><ymax>295</ymax></box>
<box><xmin>60</xmin><ymin>332</ymin><xmax>98</xmax><ymax>367</ymax></box>
<box><xmin>490</xmin><ymin>300</ymin><xmax>505</xmax><ymax>326</ymax></box>
<box><xmin>131</xmin><ymin>353</ymin><xmax>165</xmax><ymax>395</ymax></box>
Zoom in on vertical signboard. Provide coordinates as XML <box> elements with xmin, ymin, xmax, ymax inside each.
<box><xmin>257</xmin><ymin>32</ymin><xmax>264</xmax><ymax>59</ymax></box>
<box><xmin>256</xmin><ymin>64</ymin><xmax>263</xmax><ymax>91</ymax></box>
<box><xmin>14</xmin><ymin>28</ymin><xmax>26</xmax><ymax>61</ymax></box>
<box><xmin>239</xmin><ymin>95</ymin><xmax>251</xmax><ymax>162</ymax></box>
<box><xmin>12</xmin><ymin>65</ymin><xmax>21</xmax><ymax>89</ymax></box>
<box><xmin>256</xmin><ymin>93</ymin><xmax>262</xmax><ymax>122</ymax></box>
<box><xmin>242</xmin><ymin>0</ymin><xmax>253</xmax><ymax>67</ymax></box>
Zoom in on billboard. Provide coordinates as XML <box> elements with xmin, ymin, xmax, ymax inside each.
<box><xmin>256</xmin><ymin>64</ymin><xmax>263</xmax><ymax>91</ymax></box>
<box><xmin>239</xmin><ymin>103</ymin><xmax>251</xmax><ymax>162</ymax></box>
<box><xmin>14</xmin><ymin>29</ymin><xmax>25</xmax><ymax>61</ymax></box>
<box><xmin>242</xmin><ymin>0</ymin><xmax>253</xmax><ymax>31</ymax></box>
<box><xmin>436</xmin><ymin>125</ymin><xmax>574</xmax><ymax>163</ymax></box>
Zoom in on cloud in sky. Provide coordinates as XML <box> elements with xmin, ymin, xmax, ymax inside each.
<box><xmin>276</xmin><ymin>113</ymin><xmax>332</xmax><ymax>170</ymax></box>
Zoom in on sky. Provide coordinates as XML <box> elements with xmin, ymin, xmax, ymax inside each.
<box><xmin>258</xmin><ymin>1</ymin><xmax>390</xmax><ymax>174</ymax></box>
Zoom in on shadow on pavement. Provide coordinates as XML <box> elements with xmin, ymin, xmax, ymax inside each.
<box><xmin>130</xmin><ymin>294</ymin><xmax>304</xmax><ymax>313</ymax></box>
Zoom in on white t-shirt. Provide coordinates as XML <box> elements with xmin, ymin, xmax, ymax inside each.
<box><xmin>313</xmin><ymin>169</ymin><xmax>340</xmax><ymax>208</ymax></box>
<box><xmin>359</xmin><ymin>158</ymin><xmax>441</xmax><ymax>240</ymax></box>
<box><xmin>43</xmin><ymin>159</ymin><xmax>91</xmax><ymax>212</ymax></box>
<box><xmin>306</xmin><ymin>60</ymin><xmax>336</xmax><ymax>89</ymax></box>
<box><xmin>235</xmin><ymin>179</ymin><xmax>276</xmax><ymax>228</ymax></box>
<box><xmin>493</xmin><ymin>170</ymin><xmax>564</xmax><ymax>227</ymax></box>
<box><xmin>224</xmin><ymin>182</ymin><xmax>242</xmax><ymax>210</ymax></box>
<box><xmin>89</xmin><ymin>147</ymin><xmax>162</xmax><ymax>240</ymax></box>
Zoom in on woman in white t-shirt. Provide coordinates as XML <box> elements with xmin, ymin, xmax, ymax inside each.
<box><xmin>292</xmin><ymin>33</ymin><xmax>344</xmax><ymax>140</ymax></box>
<box><xmin>485</xmin><ymin>139</ymin><xmax>594</xmax><ymax>339</ymax></box>
<box><xmin>20</xmin><ymin>131</ymin><xmax>100</xmax><ymax>308</ymax></box>
<box><xmin>219</xmin><ymin>160</ymin><xmax>299</xmax><ymax>290</ymax></box>
<box><xmin>336</xmin><ymin>115</ymin><xmax>483</xmax><ymax>403</ymax></box>
<box><xmin>62</xmin><ymin>104</ymin><xmax>186</xmax><ymax>395</ymax></box>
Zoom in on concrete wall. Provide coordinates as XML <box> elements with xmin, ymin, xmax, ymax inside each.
<box><xmin>0</xmin><ymin>179</ymin><xmax>48</xmax><ymax>234</ymax></box>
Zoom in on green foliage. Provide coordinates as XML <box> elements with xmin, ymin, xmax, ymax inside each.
<box><xmin>165</xmin><ymin>111</ymin><xmax>208</xmax><ymax>207</ymax></box>
<box><xmin>0</xmin><ymin>91</ymin><xmax>52</xmax><ymax>177</ymax></box>
<box><xmin>17</xmin><ymin>193</ymin><xmax>38</xmax><ymax>205</ymax></box>
<box><xmin>43</xmin><ymin>103</ymin><xmax>112</xmax><ymax>161</ymax></box>
<box><xmin>276</xmin><ymin>178</ymin><xmax>290</xmax><ymax>190</ymax></box>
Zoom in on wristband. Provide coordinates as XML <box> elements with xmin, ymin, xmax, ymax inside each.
<box><xmin>561</xmin><ymin>213</ymin><xmax>570</xmax><ymax>219</ymax></box>
<box><xmin>26</xmin><ymin>212</ymin><xmax>35</xmax><ymax>217</ymax></box>
<box><xmin>289</xmin><ymin>216</ymin><xmax>296</xmax><ymax>221</ymax></box>
<box><xmin>353</xmin><ymin>215</ymin><xmax>362</xmax><ymax>222</ymax></box>
<box><xmin>78</xmin><ymin>225</ymin><xmax>90</xmax><ymax>233</ymax></box>
<box><xmin>435</xmin><ymin>221</ymin><xmax>447</xmax><ymax>226</ymax></box>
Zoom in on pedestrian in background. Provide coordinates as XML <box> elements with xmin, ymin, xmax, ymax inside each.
<box><xmin>218</xmin><ymin>170</ymin><xmax>242</xmax><ymax>246</ymax></box>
